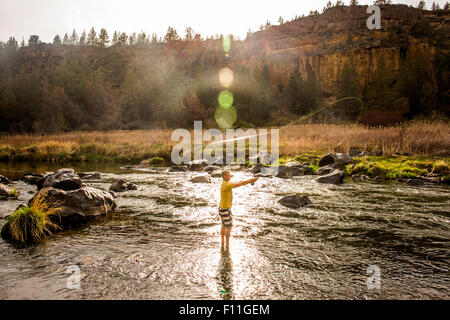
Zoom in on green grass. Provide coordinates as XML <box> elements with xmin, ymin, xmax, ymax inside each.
<box><xmin>349</xmin><ymin>156</ymin><xmax>448</xmax><ymax>179</ymax></box>
<box><xmin>149</xmin><ymin>156</ymin><xmax>165</xmax><ymax>165</ymax></box>
<box><xmin>1</xmin><ymin>192</ymin><xmax>62</xmax><ymax>243</ymax></box>
<box><xmin>8</xmin><ymin>189</ymin><xmax>19</xmax><ymax>198</ymax></box>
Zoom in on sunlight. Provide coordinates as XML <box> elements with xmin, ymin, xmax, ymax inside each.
<box><xmin>219</xmin><ymin>68</ymin><xmax>234</xmax><ymax>88</ymax></box>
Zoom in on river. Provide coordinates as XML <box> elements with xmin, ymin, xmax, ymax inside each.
<box><xmin>0</xmin><ymin>162</ymin><xmax>449</xmax><ymax>299</ymax></box>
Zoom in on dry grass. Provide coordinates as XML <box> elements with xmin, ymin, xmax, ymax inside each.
<box><xmin>278</xmin><ymin>121</ymin><xmax>450</xmax><ymax>156</ymax></box>
<box><xmin>4</xmin><ymin>191</ymin><xmax>62</xmax><ymax>243</ymax></box>
<box><xmin>0</xmin><ymin>122</ymin><xmax>448</xmax><ymax>163</ymax></box>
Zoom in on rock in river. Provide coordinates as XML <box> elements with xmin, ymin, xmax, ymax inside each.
<box><xmin>0</xmin><ymin>183</ymin><xmax>18</xmax><ymax>199</ymax></box>
<box><xmin>169</xmin><ymin>166</ymin><xmax>188</xmax><ymax>172</ymax></box>
<box><xmin>78</xmin><ymin>172</ymin><xmax>102</xmax><ymax>180</ymax></box>
<box><xmin>317</xmin><ymin>170</ymin><xmax>344</xmax><ymax>185</ymax></box>
<box><xmin>109</xmin><ymin>179</ymin><xmax>138</xmax><ymax>192</ymax></box>
<box><xmin>190</xmin><ymin>175</ymin><xmax>211</xmax><ymax>183</ymax></box>
<box><xmin>29</xmin><ymin>187</ymin><xmax>117</xmax><ymax>227</ymax></box>
<box><xmin>0</xmin><ymin>175</ymin><xmax>11</xmax><ymax>184</ymax></box>
<box><xmin>37</xmin><ymin>168</ymin><xmax>82</xmax><ymax>191</ymax></box>
<box><xmin>22</xmin><ymin>173</ymin><xmax>44</xmax><ymax>185</ymax></box>
<box><xmin>278</xmin><ymin>195</ymin><xmax>312</xmax><ymax>208</ymax></box>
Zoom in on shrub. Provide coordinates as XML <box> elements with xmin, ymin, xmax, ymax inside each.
<box><xmin>1</xmin><ymin>192</ymin><xmax>62</xmax><ymax>243</ymax></box>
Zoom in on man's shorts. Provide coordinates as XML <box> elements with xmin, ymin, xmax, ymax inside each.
<box><xmin>218</xmin><ymin>208</ymin><xmax>233</xmax><ymax>227</ymax></box>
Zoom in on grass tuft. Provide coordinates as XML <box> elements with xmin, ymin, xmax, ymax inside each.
<box><xmin>3</xmin><ymin>192</ymin><xmax>62</xmax><ymax>243</ymax></box>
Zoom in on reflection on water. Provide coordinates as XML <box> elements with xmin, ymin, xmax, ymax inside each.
<box><xmin>217</xmin><ymin>246</ymin><xmax>233</xmax><ymax>300</ymax></box>
<box><xmin>0</xmin><ymin>162</ymin><xmax>449</xmax><ymax>299</ymax></box>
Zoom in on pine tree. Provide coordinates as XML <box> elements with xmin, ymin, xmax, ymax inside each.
<box><xmin>79</xmin><ymin>30</ymin><xmax>86</xmax><ymax>45</ymax></box>
<box><xmin>117</xmin><ymin>32</ymin><xmax>128</xmax><ymax>45</ymax></box>
<box><xmin>53</xmin><ymin>35</ymin><xmax>61</xmax><ymax>46</ymax></box>
<box><xmin>28</xmin><ymin>35</ymin><xmax>40</xmax><ymax>46</ymax></box>
<box><xmin>185</xmin><ymin>27</ymin><xmax>194</xmax><ymax>41</ymax></box>
<box><xmin>350</xmin><ymin>0</ymin><xmax>358</xmax><ymax>6</ymax></box>
<box><xmin>20</xmin><ymin>37</ymin><xmax>25</xmax><ymax>47</ymax></box>
<box><xmin>137</xmin><ymin>32</ymin><xmax>147</xmax><ymax>44</ymax></box>
<box><xmin>98</xmin><ymin>28</ymin><xmax>109</xmax><ymax>47</ymax></box>
<box><xmin>129</xmin><ymin>32</ymin><xmax>136</xmax><ymax>45</ymax></box>
<box><xmin>164</xmin><ymin>27</ymin><xmax>179</xmax><ymax>42</ymax></box>
<box><xmin>112</xmin><ymin>31</ymin><xmax>118</xmax><ymax>45</ymax></box>
<box><xmin>87</xmin><ymin>27</ymin><xmax>97</xmax><ymax>45</ymax></box>
<box><xmin>69</xmin><ymin>29</ymin><xmax>78</xmax><ymax>45</ymax></box>
<box><xmin>278</xmin><ymin>16</ymin><xmax>284</xmax><ymax>25</ymax></box>
<box><xmin>63</xmin><ymin>33</ymin><xmax>69</xmax><ymax>45</ymax></box>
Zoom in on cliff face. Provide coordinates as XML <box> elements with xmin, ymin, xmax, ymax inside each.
<box><xmin>233</xmin><ymin>5</ymin><xmax>449</xmax><ymax>96</ymax></box>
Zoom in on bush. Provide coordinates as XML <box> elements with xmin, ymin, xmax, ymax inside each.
<box><xmin>1</xmin><ymin>192</ymin><xmax>61</xmax><ymax>243</ymax></box>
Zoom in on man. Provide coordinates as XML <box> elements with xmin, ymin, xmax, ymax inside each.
<box><xmin>219</xmin><ymin>170</ymin><xmax>259</xmax><ymax>249</ymax></box>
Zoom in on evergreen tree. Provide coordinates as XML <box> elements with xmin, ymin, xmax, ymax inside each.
<box><xmin>69</xmin><ymin>29</ymin><xmax>78</xmax><ymax>45</ymax></box>
<box><xmin>63</xmin><ymin>33</ymin><xmax>69</xmax><ymax>45</ymax></box>
<box><xmin>28</xmin><ymin>35</ymin><xmax>40</xmax><ymax>46</ymax></box>
<box><xmin>53</xmin><ymin>35</ymin><xmax>62</xmax><ymax>45</ymax></box>
<box><xmin>129</xmin><ymin>32</ymin><xmax>136</xmax><ymax>45</ymax></box>
<box><xmin>6</xmin><ymin>37</ymin><xmax>18</xmax><ymax>50</ymax></box>
<box><xmin>20</xmin><ymin>37</ymin><xmax>25</xmax><ymax>48</ymax></box>
<box><xmin>112</xmin><ymin>31</ymin><xmax>118</xmax><ymax>45</ymax></box>
<box><xmin>185</xmin><ymin>27</ymin><xmax>194</xmax><ymax>41</ymax></box>
<box><xmin>79</xmin><ymin>30</ymin><xmax>86</xmax><ymax>45</ymax></box>
<box><xmin>164</xmin><ymin>27</ymin><xmax>179</xmax><ymax>42</ymax></box>
<box><xmin>87</xmin><ymin>27</ymin><xmax>97</xmax><ymax>45</ymax></box>
<box><xmin>117</xmin><ymin>32</ymin><xmax>128</xmax><ymax>45</ymax></box>
<box><xmin>137</xmin><ymin>32</ymin><xmax>147</xmax><ymax>45</ymax></box>
<box><xmin>98</xmin><ymin>28</ymin><xmax>109</xmax><ymax>47</ymax></box>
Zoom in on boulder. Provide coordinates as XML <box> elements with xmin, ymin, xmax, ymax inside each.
<box><xmin>37</xmin><ymin>168</ymin><xmax>82</xmax><ymax>191</ymax></box>
<box><xmin>336</xmin><ymin>153</ymin><xmax>352</xmax><ymax>164</ymax></box>
<box><xmin>0</xmin><ymin>175</ymin><xmax>11</xmax><ymax>184</ymax></box>
<box><xmin>276</xmin><ymin>166</ymin><xmax>305</xmax><ymax>179</ymax></box>
<box><xmin>316</xmin><ymin>165</ymin><xmax>334</xmax><ymax>175</ymax></box>
<box><xmin>109</xmin><ymin>179</ymin><xmax>138</xmax><ymax>192</ymax></box>
<box><xmin>28</xmin><ymin>187</ymin><xmax>117</xmax><ymax>227</ymax></box>
<box><xmin>278</xmin><ymin>195</ymin><xmax>312</xmax><ymax>209</ymax></box>
<box><xmin>317</xmin><ymin>170</ymin><xmax>344</xmax><ymax>185</ymax></box>
<box><xmin>318</xmin><ymin>153</ymin><xmax>351</xmax><ymax>169</ymax></box>
<box><xmin>0</xmin><ymin>183</ymin><xmax>18</xmax><ymax>199</ymax></box>
<box><xmin>203</xmin><ymin>165</ymin><xmax>221</xmax><ymax>172</ymax></box>
<box><xmin>224</xmin><ymin>163</ymin><xmax>241</xmax><ymax>171</ymax></box>
<box><xmin>318</xmin><ymin>153</ymin><xmax>340</xmax><ymax>167</ymax></box>
<box><xmin>78</xmin><ymin>172</ymin><xmax>101</xmax><ymax>180</ymax></box>
<box><xmin>169</xmin><ymin>166</ymin><xmax>188</xmax><ymax>172</ymax></box>
<box><xmin>22</xmin><ymin>173</ymin><xmax>44</xmax><ymax>185</ymax></box>
<box><xmin>210</xmin><ymin>170</ymin><xmax>223</xmax><ymax>178</ymax></box>
<box><xmin>250</xmin><ymin>163</ymin><xmax>265</xmax><ymax>174</ymax></box>
<box><xmin>190</xmin><ymin>175</ymin><xmax>211</xmax><ymax>183</ymax></box>
<box><xmin>188</xmin><ymin>159</ymin><xmax>208</xmax><ymax>171</ymax></box>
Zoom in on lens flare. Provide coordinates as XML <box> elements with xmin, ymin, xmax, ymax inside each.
<box><xmin>218</xmin><ymin>90</ymin><xmax>233</xmax><ymax>109</ymax></box>
<box><xmin>215</xmin><ymin>106</ymin><xmax>237</xmax><ymax>129</ymax></box>
<box><xmin>223</xmin><ymin>35</ymin><xmax>231</xmax><ymax>52</ymax></box>
<box><xmin>219</xmin><ymin>68</ymin><xmax>234</xmax><ymax>88</ymax></box>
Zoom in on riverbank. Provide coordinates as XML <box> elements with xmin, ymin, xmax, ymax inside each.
<box><xmin>0</xmin><ymin>122</ymin><xmax>448</xmax><ymax>182</ymax></box>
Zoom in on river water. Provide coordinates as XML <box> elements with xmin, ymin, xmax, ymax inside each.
<box><xmin>0</xmin><ymin>162</ymin><xmax>449</xmax><ymax>300</ymax></box>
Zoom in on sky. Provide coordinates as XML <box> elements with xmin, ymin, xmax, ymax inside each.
<box><xmin>0</xmin><ymin>0</ymin><xmax>447</xmax><ymax>43</ymax></box>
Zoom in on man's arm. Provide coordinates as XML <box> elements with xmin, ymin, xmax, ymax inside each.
<box><xmin>232</xmin><ymin>177</ymin><xmax>259</xmax><ymax>188</ymax></box>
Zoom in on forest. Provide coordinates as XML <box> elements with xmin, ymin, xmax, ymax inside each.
<box><xmin>0</xmin><ymin>2</ymin><xmax>449</xmax><ymax>133</ymax></box>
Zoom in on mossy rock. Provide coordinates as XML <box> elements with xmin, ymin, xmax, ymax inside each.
<box><xmin>150</xmin><ymin>157</ymin><xmax>164</xmax><ymax>166</ymax></box>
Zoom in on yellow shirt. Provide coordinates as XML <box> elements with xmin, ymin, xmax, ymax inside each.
<box><xmin>219</xmin><ymin>181</ymin><xmax>235</xmax><ymax>209</ymax></box>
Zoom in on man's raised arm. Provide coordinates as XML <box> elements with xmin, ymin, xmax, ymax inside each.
<box><xmin>232</xmin><ymin>177</ymin><xmax>259</xmax><ymax>188</ymax></box>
